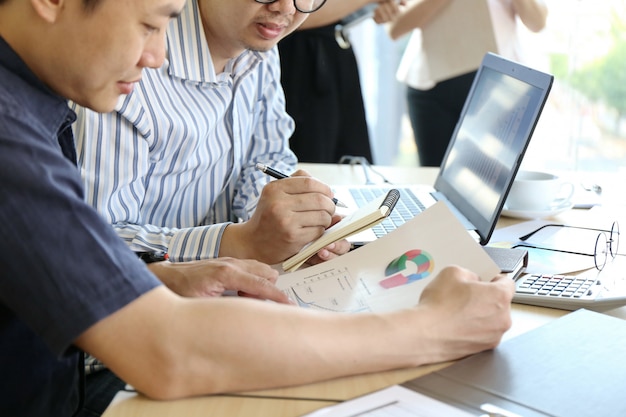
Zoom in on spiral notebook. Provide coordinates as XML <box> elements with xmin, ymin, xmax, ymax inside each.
<box><xmin>282</xmin><ymin>189</ymin><xmax>400</xmax><ymax>272</ymax></box>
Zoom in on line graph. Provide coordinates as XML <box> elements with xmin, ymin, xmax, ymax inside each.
<box><xmin>285</xmin><ymin>267</ymin><xmax>373</xmax><ymax>313</ymax></box>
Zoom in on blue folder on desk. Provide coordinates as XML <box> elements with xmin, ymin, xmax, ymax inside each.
<box><xmin>403</xmin><ymin>309</ymin><xmax>626</xmax><ymax>417</ymax></box>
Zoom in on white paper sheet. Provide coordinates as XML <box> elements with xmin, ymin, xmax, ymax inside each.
<box><xmin>302</xmin><ymin>385</ymin><xmax>474</xmax><ymax>417</ymax></box>
<box><xmin>277</xmin><ymin>202</ymin><xmax>500</xmax><ymax>313</ymax></box>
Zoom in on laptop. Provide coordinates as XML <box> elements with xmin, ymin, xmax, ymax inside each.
<box><xmin>333</xmin><ymin>52</ymin><xmax>554</xmax><ymax>246</ymax></box>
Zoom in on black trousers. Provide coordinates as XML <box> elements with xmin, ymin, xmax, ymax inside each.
<box><xmin>279</xmin><ymin>24</ymin><xmax>372</xmax><ymax>164</ymax></box>
<box><xmin>406</xmin><ymin>71</ymin><xmax>477</xmax><ymax>167</ymax></box>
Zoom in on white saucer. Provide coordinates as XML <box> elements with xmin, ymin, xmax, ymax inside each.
<box><xmin>501</xmin><ymin>200</ymin><xmax>575</xmax><ymax>220</ymax></box>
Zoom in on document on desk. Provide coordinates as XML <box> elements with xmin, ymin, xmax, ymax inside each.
<box><xmin>302</xmin><ymin>385</ymin><xmax>474</xmax><ymax>417</ymax></box>
<box><xmin>277</xmin><ymin>202</ymin><xmax>500</xmax><ymax>313</ymax></box>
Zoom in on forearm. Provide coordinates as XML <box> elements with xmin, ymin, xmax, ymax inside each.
<box><xmin>84</xmin><ymin>290</ymin><xmax>429</xmax><ymax>399</ymax></box>
<box><xmin>388</xmin><ymin>0</ymin><xmax>452</xmax><ymax>40</ymax></box>
<box><xmin>78</xmin><ymin>267</ymin><xmax>513</xmax><ymax>400</ymax></box>
<box><xmin>298</xmin><ymin>0</ymin><xmax>378</xmax><ymax>30</ymax></box>
<box><xmin>511</xmin><ymin>0</ymin><xmax>547</xmax><ymax>32</ymax></box>
<box><xmin>176</xmin><ymin>301</ymin><xmax>428</xmax><ymax>394</ymax></box>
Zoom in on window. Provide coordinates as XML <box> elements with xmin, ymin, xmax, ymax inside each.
<box><xmin>354</xmin><ymin>0</ymin><xmax>626</xmax><ymax>174</ymax></box>
<box><xmin>522</xmin><ymin>0</ymin><xmax>626</xmax><ymax>174</ymax></box>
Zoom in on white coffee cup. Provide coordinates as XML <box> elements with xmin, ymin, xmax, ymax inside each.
<box><xmin>506</xmin><ymin>170</ymin><xmax>575</xmax><ymax>211</ymax></box>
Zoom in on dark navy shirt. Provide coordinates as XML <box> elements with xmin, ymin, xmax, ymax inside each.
<box><xmin>0</xmin><ymin>37</ymin><xmax>161</xmax><ymax>416</ymax></box>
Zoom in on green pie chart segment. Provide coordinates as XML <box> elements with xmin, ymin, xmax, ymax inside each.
<box><xmin>380</xmin><ymin>249</ymin><xmax>434</xmax><ymax>289</ymax></box>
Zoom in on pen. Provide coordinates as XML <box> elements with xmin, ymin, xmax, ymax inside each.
<box><xmin>255</xmin><ymin>163</ymin><xmax>348</xmax><ymax>208</ymax></box>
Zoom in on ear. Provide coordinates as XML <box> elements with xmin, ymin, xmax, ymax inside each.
<box><xmin>30</xmin><ymin>0</ymin><xmax>64</xmax><ymax>23</ymax></box>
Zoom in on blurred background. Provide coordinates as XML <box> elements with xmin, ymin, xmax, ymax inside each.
<box><xmin>348</xmin><ymin>0</ymin><xmax>626</xmax><ymax>175</ymax></box>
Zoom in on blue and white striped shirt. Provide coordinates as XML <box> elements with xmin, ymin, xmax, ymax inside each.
<box><xmin>73</xmin><ymin>0</ymin><xmax>297</xmax><ymax>262</ymax></box>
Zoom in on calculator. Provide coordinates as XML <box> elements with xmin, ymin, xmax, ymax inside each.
<box><xmin>513</xmin><ymin>273</ymin><xmax>626</xmax><ymax>311</ymax></box>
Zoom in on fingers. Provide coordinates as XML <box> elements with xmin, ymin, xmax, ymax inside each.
<box><xmin>242</xmin><ymin>171</ymin><xmax>347</xmax><ymax>264</ymax></box>
<box><xmin>420</xmin><ymin>266</ymin><xmax>513</xmax><ymax>306</ymax></box>
<box><xmin>373</xmin><ymin>0</ymin><xmax>403</xmax><ymax>24</ymax></box>
<box><xmin>264</xmin><ymin>175</ymin><xmax>336</xmax><ymax>212</ymax></box>
<box><xmin>289</xmin><ymin>169</ymin><xmax>312</xmax><ymax>178</ymax></box>
<box><xmin>488</xmin><ymin>273</ymin><xmax>516</xmax><ymax>295</ymax></box>
<box><xmin>490</xmin><ymin>273</ymin><xmax>512</xmax><ymax>283</ymax></box>
<box><xmin>237</xmin><ymin>276</ymin><xmax>294</xmax><ymax>305</ymax></box>
<box><xmin>415</xmin><ymin>266</ymin><xmax>514</xmax><ymax>360</ymax></box>
<box><xmin>206</xmin><ymin>258</ymin><xmax>292</xmax><ymax>305</ymax></box>
<box><xmin>328</xmin><ymin>213</ymin><xmax>345</xmax><ymax>227</ymax></box>
<box><xmin>437</xmin><ymin>265</ymin><xmax>481</xmax><ymax>283</ymax></box>
<box><xmin>151</xmin><ymin>257</ymin><xmax>294</xmax><ymax>304</ymax></box>
<box><xmin>306</xmin><ymin>239</ymin><xmax>352</xmax><ymax>266</ymax></box>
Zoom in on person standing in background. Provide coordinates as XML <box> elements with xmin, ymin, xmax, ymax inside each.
<box><xmin>389</xmin><ymin>0</ymin><xmax>548</xmax><ymax>167</ymax></box>
<box><xmin>279</xmin><ymin>0</ymin><xmax>402</xmax><ymax>163</ymax></box>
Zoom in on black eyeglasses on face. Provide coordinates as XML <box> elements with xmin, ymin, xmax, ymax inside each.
<box><xmin>254</xmin><ymin>0</ymin><xmax>327</xmax><ymax>13</ymax></box>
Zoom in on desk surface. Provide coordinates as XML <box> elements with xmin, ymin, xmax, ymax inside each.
<box><xmin>103</xmin><ymin>163</ymin><xmax>626</xmax><ymax>417</ymax></box>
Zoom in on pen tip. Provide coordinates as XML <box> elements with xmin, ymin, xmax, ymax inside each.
<box><xmin>335</xmin><ymin>200</ymin><xmax>348</xmax><ymax>208</ymax></box>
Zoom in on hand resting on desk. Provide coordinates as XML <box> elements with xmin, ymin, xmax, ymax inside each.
<box><xmin>148</xmin><ymin>258</ymin><xmax>292</xmax><ymax>304</ymax></box>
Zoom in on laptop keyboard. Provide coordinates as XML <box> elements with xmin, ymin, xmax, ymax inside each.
<box><xmin>350</xmin><ymin>188</ymin><xmax>426</xmax><ymax>237</ymax></box>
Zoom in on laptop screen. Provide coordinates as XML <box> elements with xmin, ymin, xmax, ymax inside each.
<box><xmin>434</xmin><ymin>53</ymin><xmax>553</xmax><ymax>245</ymax></box>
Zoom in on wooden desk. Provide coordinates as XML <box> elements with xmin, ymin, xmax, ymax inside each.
<box><xmin>103</xmin><ymin>304</ymin><xmax>567</xmax><ymax>417</ymax></box>
<box><xmin>103</xmin><ymin>392</ymin><xmax>337</xmax><ymax>417</ymax></box>
<box><xmin>102</xmin><ymin>164</ymin><xmax>624</xmax><ymax>417</ymax></box>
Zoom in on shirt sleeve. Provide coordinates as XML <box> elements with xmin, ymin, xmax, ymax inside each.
<box><xmin>73</xmin><ymin>102</ymin><xmax>227</xmax><ymax>262</ymax></box>
<box><xmin>0</xmin><ymin>116</ymin><xmax>161</xmax><ymax>356</ymax></box>
<box><xmin>231</xmin><ymin>47</ymin><xmax>298</xmax><ymax>221</ymax></box>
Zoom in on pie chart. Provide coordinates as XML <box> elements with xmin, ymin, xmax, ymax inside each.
<box><xmin>379</xmin><ymin>249</ymin><xmax>434</xmax><ymax>289</ymax></box>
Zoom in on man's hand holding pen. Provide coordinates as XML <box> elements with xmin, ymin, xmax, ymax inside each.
<box><xmin>219</xmin><ymin>165</ymin><xmax>351</xmax><ymax>266</ymax></box>
<box><xmin>255</xmin><ymin>163</ymin><xmax>348</xmax><ymax>208</ymax></box>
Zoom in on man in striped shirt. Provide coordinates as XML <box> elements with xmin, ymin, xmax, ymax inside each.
<box><xmin>73</xmin><ymin>0</ymin><xmax>352</xmax><ymax>291</ymax></box>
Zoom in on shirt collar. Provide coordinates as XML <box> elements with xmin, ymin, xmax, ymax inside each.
<box><xmin>0</xmin><ymin>36</ymin><xmax>73</xmax><ymax>140</ymax></box>
<box><xmin>165</xmin><ymin>0</ymin><xmax>264</xmax><ymax>83</ymax></box>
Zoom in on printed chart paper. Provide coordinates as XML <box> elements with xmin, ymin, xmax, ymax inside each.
<box><xmin>277</xmin><ymin>202</ymin><xmax>500</xmax><ymax>313</ymax></box>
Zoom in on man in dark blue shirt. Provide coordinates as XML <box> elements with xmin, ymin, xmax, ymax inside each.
<box><xmin>0</xmin><ymin>0</ymin><xmax>293</xmax><ymax>414</ymax></box>
<box><xmin>0</xmin><ymin>0</ymin><xmax>185</xmax><ymax>415</ymax></box>
<box><xmin>0</xmin><ymin>0</ymin><xmax>514</xmax><ymax>416</ymax></box>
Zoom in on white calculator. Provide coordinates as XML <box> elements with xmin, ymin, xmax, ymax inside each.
<box><xmin>514</xmin><ymin>272</ymin><xmax>626</xmax><ymax>311</ymax></box>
